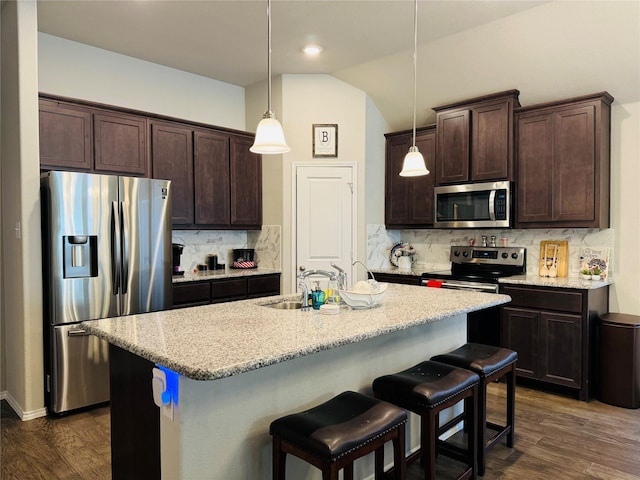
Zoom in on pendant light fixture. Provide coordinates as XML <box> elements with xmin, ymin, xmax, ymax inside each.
<box><xmin>250</xmin><ymin>0</ymin><xmax>291</xmax><ymax>154</ymax></box>
<box><xmin>399</xmin><ymin>0</ymin><xmax>429</xmax><ymax>177</ymax></box>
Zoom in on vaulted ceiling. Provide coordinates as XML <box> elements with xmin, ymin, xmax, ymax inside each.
<box><xmin>37</xmin><ymin>1</ymin><xmax>640</xmax><ymax>130</ymax></box>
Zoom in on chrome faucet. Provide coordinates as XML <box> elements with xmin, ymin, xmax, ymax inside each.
<box><xmin>298</xmin><ymin>282</ymin><xmax>310</xmax><ymax>311</ymax></box>
<box><xmin>352</xmin><ymin>260</ymin><xmax>376</xmax><ymax>282</ymax></box>
<box><xmin>297</xmin><ymin>269</ymin><xmax>337</xmax><ymax>281</ymax></box>
<box><xmin>330</xmin><ymin>262</ymin><xmax>348</xmax><ymax>291</ymax></box>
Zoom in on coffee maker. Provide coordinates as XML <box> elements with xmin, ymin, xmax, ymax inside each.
<box><xmin>172</xmin><ymin>243</ymin><xmax>184</xmax><ymax>275</ymax></box>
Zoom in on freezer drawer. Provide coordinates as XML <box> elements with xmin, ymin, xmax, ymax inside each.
<box><xmin>50</xmin><ymin>324</ymin><xmax>110</xmax><ymax>414</ymax></box>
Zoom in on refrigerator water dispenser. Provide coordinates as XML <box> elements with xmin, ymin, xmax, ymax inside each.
<box><xmin>63</xmin><ymin>235</ymin><xmax>98</xmax><ymax>278</ymax></box>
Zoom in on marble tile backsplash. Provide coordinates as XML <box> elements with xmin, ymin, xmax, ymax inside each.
<box><xmin>173</xmin><ymin>224</ymin><xmax>613</xmax><ymax>278</ymax></box>
<box><xmin>367</xmin><ymin>225</ymin><xmax>615</xmax><ymax>276</ymax></box>
<box><xmin>173</xmin><ymin>225</ymin><xmax>281</xmax><ymax>273</ymax></box>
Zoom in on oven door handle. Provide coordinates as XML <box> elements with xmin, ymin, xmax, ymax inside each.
<box><xmin>421</xmin><ymin>280</ymin><xmax>498</xmax><ymax>294</ymax></box>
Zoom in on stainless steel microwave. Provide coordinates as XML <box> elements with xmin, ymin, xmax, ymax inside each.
<box><xmin>434</xmin><ymin>181</ymin><xmax>512</xmax><ymax>229</ymax></box>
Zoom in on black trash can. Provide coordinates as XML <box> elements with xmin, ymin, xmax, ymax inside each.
<box><xmin>598</xmin><ymin>313</ymin><xmax>640</xmax><ymax>408</ymax></box>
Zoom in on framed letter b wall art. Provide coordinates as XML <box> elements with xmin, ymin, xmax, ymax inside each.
<box><xmin>312</xmin><ymin>124</ymin><xmax>338</xmax><ymax>157</ymax></box>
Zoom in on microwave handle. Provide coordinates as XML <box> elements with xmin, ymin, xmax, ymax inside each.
<box><xmin>488</xmin><ymin>190</ymin><xmax>496</xmax><ymax>221</ymax></box>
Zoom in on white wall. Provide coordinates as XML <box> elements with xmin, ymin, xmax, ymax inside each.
<box><xmin>38</xmin><ymin>33</ymin><xmax>246</xmax><ymax>130</ymax></box>
<box><xmin>1</xmin><ymin>0</ymin><xmax>45</xmax><ymax>418</ymax></box>
<box><xmin>364</xmin><ymin>96</ymin><xmax>389</xmax><ymax>227</ymax></box>
<box><xmin>260</xmin><ymin>74</ymin><xmax>372</xmax><ymax>292</ymax></box>
<box><xmin>609</xmin><ymin>101</ymin><xmax>640</xmax><ymax>314</ymax></box>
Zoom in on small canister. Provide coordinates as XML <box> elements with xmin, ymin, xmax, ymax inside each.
<box><xmin>207</xmin><ymin>254</ymin><xmax>218</xmax><ymax>271</ymax></box>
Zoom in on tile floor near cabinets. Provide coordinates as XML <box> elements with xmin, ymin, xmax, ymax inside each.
<box><xmin>2</xmin><ymin>384</ymin><xmax>639</xmax><ymax>479</ymax></box>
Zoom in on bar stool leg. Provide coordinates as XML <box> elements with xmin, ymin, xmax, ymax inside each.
<box><xmin>477</xmin><ymin>380</ymin><xmax>488</xmax><ymax>476</ymax></box>
<box><xmin>272</xmin><ymin>437</ymin><xmax>286</xmax><ymax>480</ymax></box>
<box><xmin>343</xmin><ymin>464</ymin><xmax>353</xmax><ymax>480</ymax></box>
<box><xmin>323</xmin><ymin>463</ymin><xmax>339</xmax><ymax>480</ymax></box>
<box><xmin>374</xmin><ymin>445</ymin><xmax>384</xmax><ymax>478</ymax></box>
<box><xmin>422</xmin><ymin>409</ymin><xmax>437</xmax><ymax>480</ymax></box>
<box><xmin>507</xmin><ymin>365</ymin><xmax>516</xmax><ymax>448</ymax></box>
<box><xmin>393</xmin><ymin>423</ymin><xmax>406</xmax><ymax>480</ymax></box>
<box><xmin>469</xmin><ymin>385</ymin><xmax>478</xmax><ymax>480</ymax></box>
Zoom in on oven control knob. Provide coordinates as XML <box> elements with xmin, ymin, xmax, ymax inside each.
<box><xmin>462</xmin><ymin>250</ymin><xmax>469</xmax><ymax>257</ymax></box>
<box><xmin>453</xmin><ymin>250</ymin><xmax>460</xmax><ymax>257</ymax></box>
<box><xmin>502</xmin><ymin>252</ymin><xmax>509</xmax><ymax>259</ymax></box>
<box><xmin>511</xmin><ymin>253</ymin><xmax>519</xmax><ymax>259</ymax></box>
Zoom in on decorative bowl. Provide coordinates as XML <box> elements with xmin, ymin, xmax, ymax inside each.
<box><xmin>339</xmin><ymin>283</ymin><xmax>388</xmax><ymax>309</ymax></box>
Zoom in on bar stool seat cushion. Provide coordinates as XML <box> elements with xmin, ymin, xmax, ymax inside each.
<box><xmin>269</xmin><ymin>391</ymin><xmax>407</xmax><ymax>461</ymax></box>
<box><xmin>372</xmin><ymin>360</ymin><xmax>479</xmax><ymax>411</ymax></box>
<box><xmin>431</xmin><ymin>343</ymin><xmax>518</xmax><ymax>378</ymax></box>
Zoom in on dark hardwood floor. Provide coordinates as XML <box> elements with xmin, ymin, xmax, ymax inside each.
<box><xmin>1</xmin><ymin>400</ymin><xmax>111</xmax><ymax>479</ymax></box>
<box><xmin>2</xmin><ymin>383</ymin><xmax>639</xmax><ymax>479</ymax></box>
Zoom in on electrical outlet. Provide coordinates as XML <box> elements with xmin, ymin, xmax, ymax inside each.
<box><xmin>15</xmin><ymin>221</ymin><xmax>21</xmax><ymax>239</ymax></box>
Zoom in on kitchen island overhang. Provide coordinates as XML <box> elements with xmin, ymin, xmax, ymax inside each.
<box><xmin>82</xmin><ymin>284</ymin><xmax>511</xmax><ymax>479</ymax></box>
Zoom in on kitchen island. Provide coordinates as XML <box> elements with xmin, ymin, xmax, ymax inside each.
<box><xmin>82</xmin><ymin>283</ymin><xmax>510</xmax><ymax>479</ymax></box>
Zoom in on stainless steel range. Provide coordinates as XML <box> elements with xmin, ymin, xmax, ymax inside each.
<box><xmin>421</xmin><ymin>246</ymin><xmax>526</xmax><ymax>345</ymax></box>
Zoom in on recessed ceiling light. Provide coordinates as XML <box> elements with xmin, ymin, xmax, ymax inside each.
<box><xmin>302</xmin><ymin>44</ymin><xmax>323</xmax><ymax>56</ymax></box>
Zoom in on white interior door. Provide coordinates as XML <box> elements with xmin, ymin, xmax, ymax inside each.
<box><xmin>295</xmin><ymin>164</ymin><xmax>356</xmax><ymax>290</ymax></box>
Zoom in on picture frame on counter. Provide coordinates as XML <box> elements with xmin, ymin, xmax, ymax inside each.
<box><xmin>312</xmin><ymin>124</ymin><xmax>338</xmax><ymax>157</ymax></box>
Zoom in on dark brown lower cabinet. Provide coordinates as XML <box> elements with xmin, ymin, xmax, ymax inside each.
<box><xmin>500</xmin><ymin>284</ymin><xmax>608</xmax><ymax>401</ymax></box>
<box><xmin>172</xmin><ymin>273</ymin><xmax>281</xmax><ymax>308</ymax></box>
<box><xmin>110</xmin><ymin>344</ymin><xmax>159</xmax><ymax>480</ymax></box>
<box><xmin>369</xmin><ymin>272</ymin><xmax>422</xmax><ymax>286</ymax></box>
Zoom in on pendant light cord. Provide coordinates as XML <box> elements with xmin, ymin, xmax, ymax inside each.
<box><xmin>267</xmin><ymin>0</ymin><xmax>273</xmax><ymax>115</ymax></box>
<box><xmin>411</xmin><ymin>0</ymin><xmax>418</xmax><ymax>149</ymax></box>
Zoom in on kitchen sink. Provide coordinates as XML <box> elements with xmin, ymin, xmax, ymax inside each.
<box><xmin>262</xmin><ymin>300</ymin><xmax>304</xmax><ymax>310</ymax></box>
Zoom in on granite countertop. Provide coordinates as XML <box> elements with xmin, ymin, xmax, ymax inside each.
<box><xmin>498</xmin><ymin>274</ymin><xmax>613</xmax><ymax>289</ymax></box>
<box><xmin>81</xmin><ymin>284</ymin><xmax>510</xmax><ymax>381</ymax></box>
<box><xmin>173</xmin><ymin>267</ymin><xmax>281</xmax><ymax>283</ymax></box>
<box><xmin>371</xmin><ymin>267</ymin><xmax>612</xmax><ymax>290</ymax></box>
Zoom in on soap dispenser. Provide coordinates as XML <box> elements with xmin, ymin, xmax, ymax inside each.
<box><xmin>310</xmin><ymin>281</ymin><xmax>326</xmax><ymax>310</ymax></box>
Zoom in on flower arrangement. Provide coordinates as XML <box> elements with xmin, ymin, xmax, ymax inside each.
<box><xmin>580</xmin><ymin>266</ymin><xmax>603</xmax><ymax>280</ymax></box>
<box><xmin>394</xmin><ymin>242</ymin><xmax>416</xmax><ymax>257</ymax></box>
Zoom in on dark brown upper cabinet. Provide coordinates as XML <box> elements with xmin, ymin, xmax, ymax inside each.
<box><xmin>151</xmin><ymin>122</ymin><xmax>261</xmax><ymax>229</ymax></box>
<box><xmin>229</xmin><ymin>135</ymin><xmax>262</xmax><ymax>227</ymax></box>
<box><xmin>384</xmin><ymin>125</ymin><xmax>437</xmax><ymax>228</ymax></box>
<box><xmin>39</xmin><ymin>99</ymin><xmax>93</xmax><ymax>172</ymax></box>
<box><xmin>433</xmin><ymin>90</ymin><xmax>520</xmax><ymax>185</ymax></box>
<box><xmin>38</xmin><ymin>95</ymin><xmax>261</xmax><ymax>230</ymax></box>
<box><xmin>94</xmin><ymin>112</ymin><xmax>147</xmax><ymax>176</ymax></box>
<box><xmin>515</xmin><ymin>92</ymin><xmax>613</xmax><ymax>228</ymax></box>
<box><xmin>194</xmin><ymin>129</ymin><xmax>230</xmax><ymax>225</ymax></box>
<box><xmin>150</xmin><ymin>121</ymin><xmax>194</xmax><ymax>224</ymax></box>
<box><xmin>39</xmin><ymin>97</ymin><xmax>148</xmax><ymax>177</ymax></box>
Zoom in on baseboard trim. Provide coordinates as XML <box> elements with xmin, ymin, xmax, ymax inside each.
<box><xmin>2</xmin><ymin>391</ymin><xmax>47</xmax><ymax>420</ymax></box>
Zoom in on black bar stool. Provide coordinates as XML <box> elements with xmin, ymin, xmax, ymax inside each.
<box><xmin>431</xmin><ymin>343</ymin><xmax>517</xmax><ymax>476</ymax></box>
<box><xmin>373</xmin><ymin>360</ymin><xmax>480</xmax><ymax>480</ymax></box>
<box><xmin>269</xmin><ymin>391</ymin><xmax>407</xmax><ymax>480</ymax></box>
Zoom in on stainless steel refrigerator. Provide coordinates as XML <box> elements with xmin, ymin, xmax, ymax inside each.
<box><xmin>41</xmin><ymin>171</ymin><xmax>172</xmax><ymax>414</ymax></box>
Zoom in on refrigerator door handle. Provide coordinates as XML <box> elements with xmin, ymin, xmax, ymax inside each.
<box><xmin>111</xmin><ymin>201</ymin><xmax>122</xmax><ymax>295</ymax></box>
<box><xmin>120</xmin><ymin>201</ymin><xmax>129</xmax><ymax>295</ymax></box>
<box><xmin>67</xmin><ymin>328</ymin><xmax>90</xmax><ymax>337</ymax></box>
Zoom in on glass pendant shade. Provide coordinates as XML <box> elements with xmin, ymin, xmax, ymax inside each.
<box><xmin>400</xmin><ymin>146</ymin><xmax>429</xmax><ymax>176</ymax></box>
<box><xmin>250</xmin><ymin>113</ymin><xmax>290</xmax><ymax>154</ymax></box>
